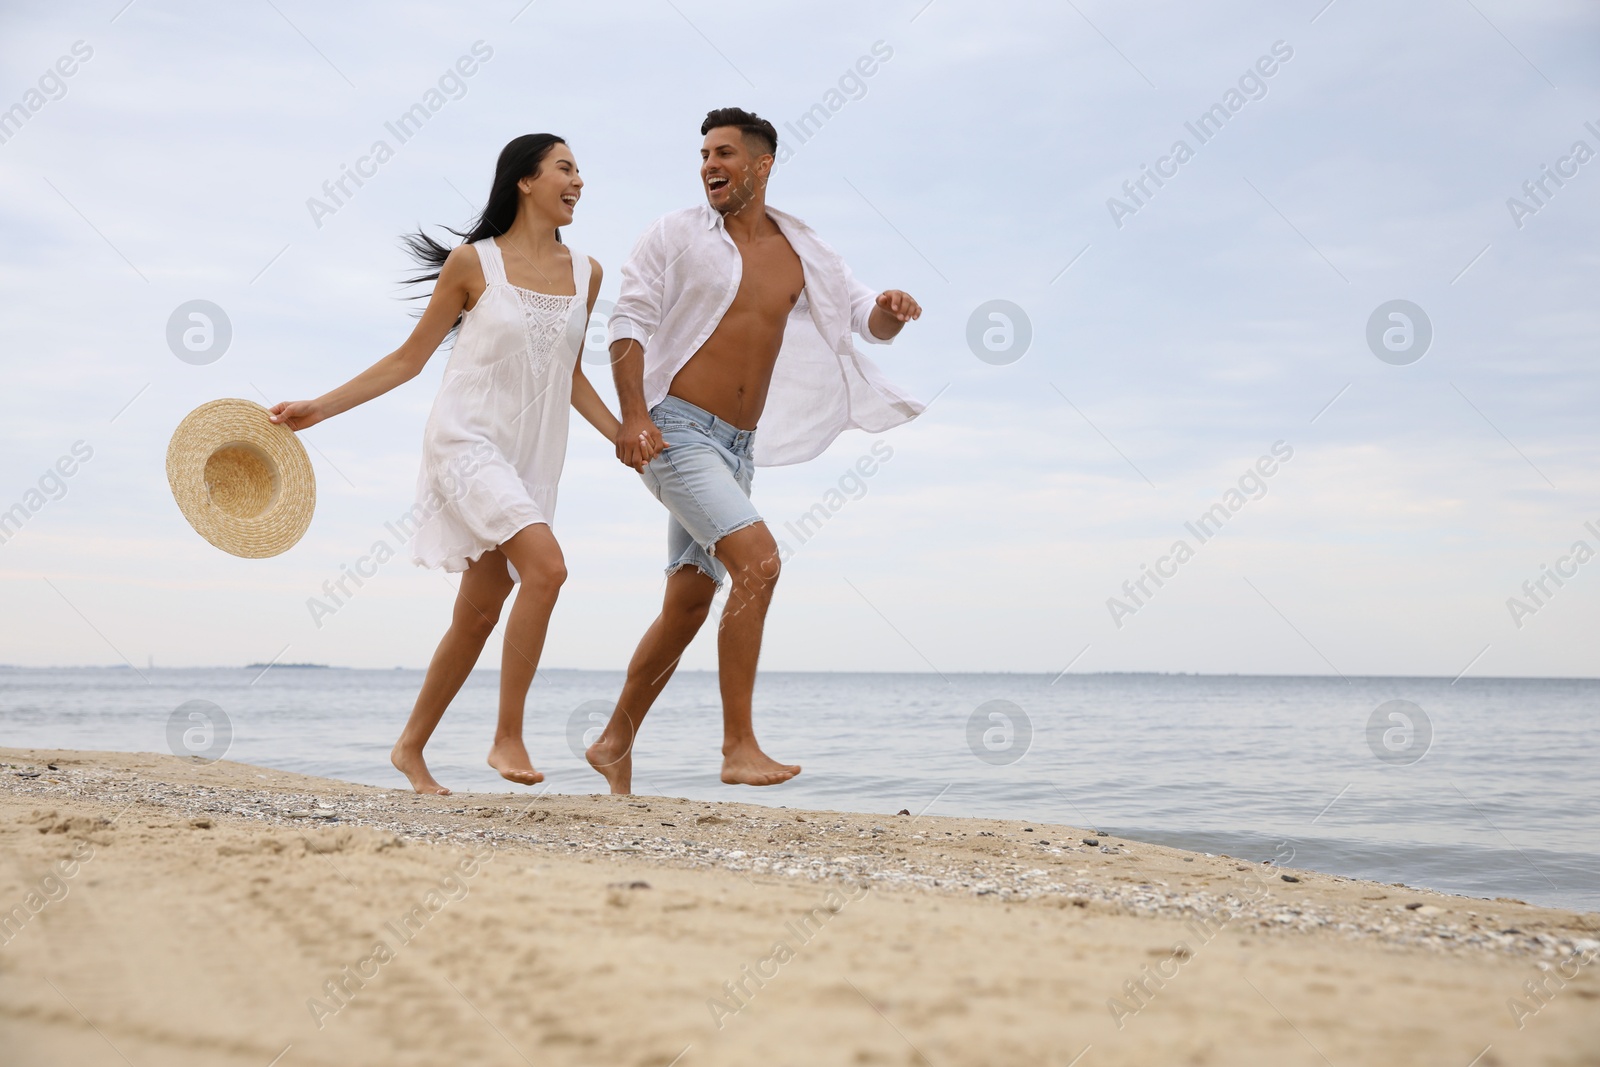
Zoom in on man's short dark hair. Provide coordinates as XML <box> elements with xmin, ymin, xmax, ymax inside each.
<box><xmin>701</xmin><ymin>107</ymin><xmax>777</xmax><ymax>157</ymax></box>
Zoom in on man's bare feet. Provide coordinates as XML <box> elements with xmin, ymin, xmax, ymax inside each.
<box><xmin>391</xmin><ymin>743</ymin><xmax>451</xmax><ymax>795</ymax></box>
<box><xmin>585</xmin><ymin>736</ymin><xmax>633</xmax><ymax>795</ymax></box>
<box><xmin>720</xmin><ymin>742</ymin><xmax>801</xmax><ymax>786</ymax></box>
<box><xmin>487</xmin><ymin>737</ymin><xmax>545</xmax><ymax>786</ymax></box>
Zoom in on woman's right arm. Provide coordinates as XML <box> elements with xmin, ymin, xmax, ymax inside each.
<box><xmin>268</xmin><ymin>245</ymin><xmax>479</xmax><ymax>431</ymax></box>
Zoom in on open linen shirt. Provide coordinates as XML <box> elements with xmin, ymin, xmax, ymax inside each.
<box><xmin>606</xmin><ymin>202</ymin><xmax>924</xmax><ymax>466</ymax></box>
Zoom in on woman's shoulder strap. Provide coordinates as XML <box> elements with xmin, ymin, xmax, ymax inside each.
<box><xmin>473</xmin><ymin>237</ymin><xmax>507</xmax><ymax>286</ymax></box>
<box><xmin>567</xmin><ymin>245</ymin><xmax>592</xmax><ymax>300</ymax></box>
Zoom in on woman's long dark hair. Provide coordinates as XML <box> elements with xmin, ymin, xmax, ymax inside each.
<box><xmin>401</xmin><ymin>133</ymin><xmax>566</xmax><ymax>320</ymax></box>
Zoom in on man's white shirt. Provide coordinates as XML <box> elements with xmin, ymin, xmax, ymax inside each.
<box><xmin>607</xmin><ymin>202</ymin><xmax>923</xmax><ymax>466</ymax></box>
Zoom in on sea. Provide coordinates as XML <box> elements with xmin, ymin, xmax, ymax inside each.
<box><xmin>2</xmin><ymin>667</ymin><xmax>1595</xmax><ymax>912</ymax></box>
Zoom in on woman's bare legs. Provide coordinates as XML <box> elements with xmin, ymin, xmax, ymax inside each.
<box><xmin>485</xmin><ymin>523</ymin><xmax>567</xmax><ymax>785</ymax></box>
<box><xmin>391</xmin><ymin>550</ymin><xmax>516</xmax><ymax>795</ymax></box>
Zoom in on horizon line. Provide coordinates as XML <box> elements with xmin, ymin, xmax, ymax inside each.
<box><xmin>1</xmin><ymin>664</ymin><xmax>1597</xmax><ymax>682</ymax></box>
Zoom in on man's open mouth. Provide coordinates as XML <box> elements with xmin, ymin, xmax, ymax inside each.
<box><xmin>707</xmin><ymin>176</ymin><xmax>729</xmax><ymax>191</ymax></box>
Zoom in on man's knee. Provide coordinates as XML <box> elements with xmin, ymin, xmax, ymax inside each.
<box><xmin>663</xmin><ymin>571</ymin><xmax>716</xmax><ymax>632</ymax></box>
<box><xmin>729</xmin><ymin>548</ymin><xmax>781</xmax><ymax>591</ymax></box>
<box><xmin>668</xmin><ymin>597</ymin><xmax>712</xmax><ymax>633</ymax></box>
<box><xmin>718</xmin><ymin>525</ymin><xmax>781</xmax><ymax>588</ymax></box>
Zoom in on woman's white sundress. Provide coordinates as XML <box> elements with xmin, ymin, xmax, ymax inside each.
<box><xmin>411</xmin><ymin>236</ymin><xmax>590</xmax><ymax>577</ymax></box>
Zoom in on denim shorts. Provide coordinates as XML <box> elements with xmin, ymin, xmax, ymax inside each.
<box><xmin>638</xmin><ymin>395</ymin><xmax>763</xmax><ymax>586</ymax></box>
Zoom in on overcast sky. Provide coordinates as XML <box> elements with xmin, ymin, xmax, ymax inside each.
<box><xmin>1</xmin><ymin>0</ymin><xmax>1595</xmax><ymax>677</ymax></box>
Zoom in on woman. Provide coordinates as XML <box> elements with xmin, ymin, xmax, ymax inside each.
<box><xmin>270</xmin><ymin>134</ymin><xmax>642</xmax><ymax>795</ymax></box>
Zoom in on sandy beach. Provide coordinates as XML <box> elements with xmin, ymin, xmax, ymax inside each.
<box><xmin>1</xmin><ymin>747</ymin><xmax>1596</xmax><ymax>1066</ymax></box>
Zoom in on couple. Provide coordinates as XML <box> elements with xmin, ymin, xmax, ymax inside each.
<box><xmin>270</xmin><ymin>107</ymin><xmax>924</xmax><ymax>797</ymax></box>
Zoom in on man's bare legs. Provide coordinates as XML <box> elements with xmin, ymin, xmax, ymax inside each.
<box><xmin>711</xmin><ymin>523</ymin><xmax>801</xmax><ymax>786</ymax></box>
<box><xmin>487</xmin><ymin>523</ymin><xmax>567</xmax><ymax>785</ymax></box>
<box><xmin>391</xmin><ymin>549</ymin><xmax>516</xmax><ymax>794</ymax></box>
<box><xmin>587</xmin><ymin>567</ymin><xmax>715</xmax><ymax>794</ymax></box>
<box><xmin>587</xmin><ymin>521</ymin><xmax>799</xmax><ymax>794</ymax></box>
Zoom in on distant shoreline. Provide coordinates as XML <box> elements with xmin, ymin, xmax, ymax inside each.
<box><xmin>242</xmin><ymin>663</ymin><xmax>335</xmax><ymax>670</ymax></box>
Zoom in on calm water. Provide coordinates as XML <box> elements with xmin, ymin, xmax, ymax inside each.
<box><xmin>2</xmin><ymin>667</ymin><xmax>1595</xmax><ymax>911</ymax></box>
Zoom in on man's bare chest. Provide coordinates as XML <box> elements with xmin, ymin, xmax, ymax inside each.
<box><xmin>729</xmin><ymin>237</ymin><xmax>805</xmax><ymax>314</ymax></box>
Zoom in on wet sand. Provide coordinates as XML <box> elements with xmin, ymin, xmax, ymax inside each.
<box><xmin>2</xmin><ymin>747</ymin><xmax>1596</xmax><ymax>1066</ymax></box>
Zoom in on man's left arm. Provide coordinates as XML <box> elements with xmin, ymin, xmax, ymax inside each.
<box><xmin>844</xmin><ymin>261</ymin><xmax>921</xmax><ymax>343</ymax></box>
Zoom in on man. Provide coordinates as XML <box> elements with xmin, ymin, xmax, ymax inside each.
<box><xmin>586</xmin><ymin>107</ymin><xmax>923</xmax><ymax>793</ymax></box>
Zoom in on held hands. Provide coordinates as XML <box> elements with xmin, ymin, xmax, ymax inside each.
<box><xmin>267</xmin><ymin>399</ymin><xmax>327</xmax><ymax>431</ymax></box>
<box><xmin>615</xmin><ymin>414</ymin><xmax>668</xmax><ymax>471</ymax></box>
<box><xmin>876</xmin><ymin>290</ymin><xmax>922</xmax><ymax>323</ymax></box>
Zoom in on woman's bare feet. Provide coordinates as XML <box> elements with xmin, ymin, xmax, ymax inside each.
<box><xmin>391</xmin><ymin>743</ymin><xmax>451</xmax><ymax>795</ymax></box>
<box><xmin>487</xmin><ymin>737</ymin><xmax>544</xmax><ymax>786</ymax></box>
<box><xmin>720</xmin><ymin>741</ymin><xmax>801</xmax><ymax>786</ymax></box>
<box><xmin>585</xmin><ymin>736</ymin><xmax>633</xmax><ymax>795</ymax></box>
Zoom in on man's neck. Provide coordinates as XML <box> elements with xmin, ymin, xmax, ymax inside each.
<box><xmin>719</xmin><ymin>193</ymin><xmax>772</xmax><ymax>241</ymax></box>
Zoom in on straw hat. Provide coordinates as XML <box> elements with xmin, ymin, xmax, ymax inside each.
<box><xmin>166</xmin><ymin>398</ymin><xmax>315</xmax><ymax>558</ymax></box>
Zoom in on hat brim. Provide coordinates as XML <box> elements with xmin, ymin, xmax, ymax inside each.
<box><xmin>166</xmin><ymin>398</ymin><xmax>316</xmax><ymax>558</ymax></box>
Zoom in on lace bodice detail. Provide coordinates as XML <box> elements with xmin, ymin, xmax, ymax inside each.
<box><xmin>510</xmin><ymin>285</ymin><xmax>580</xmax><ymax>378</ymax></box>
